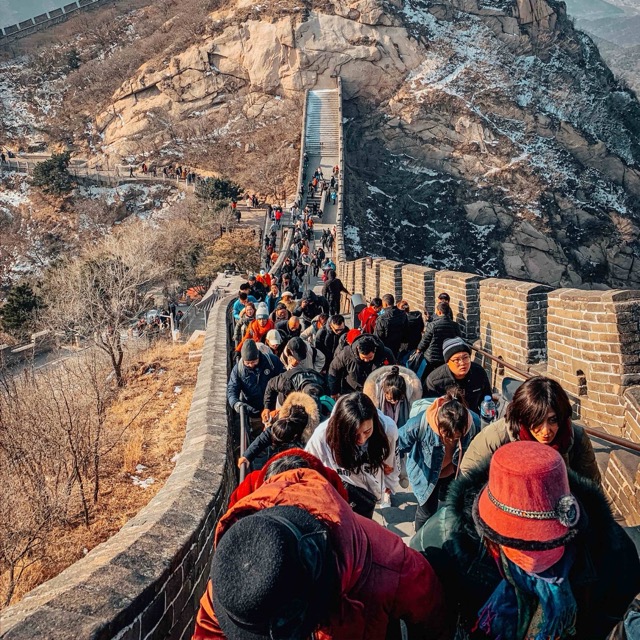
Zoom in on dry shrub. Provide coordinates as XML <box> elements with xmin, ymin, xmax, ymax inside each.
<box><xmin>0</xmin><ymin>338</ymin><xmax>195</xmax><ymax>608</ymax></box>
<box><xmin>122</xmin><ymin>430</ymin><xmax>144</xmax><ymax>474</ymax></box>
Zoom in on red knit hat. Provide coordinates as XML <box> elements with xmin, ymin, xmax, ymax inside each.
<box><xmin>473</xmin><ymin>441</ymin><xmax>581</xmax><ymax>572</ymax></box>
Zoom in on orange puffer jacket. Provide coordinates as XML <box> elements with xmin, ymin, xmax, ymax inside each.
<box><xmin>193</xmin><ymin>468</ymin><xmax>448</xmax><ymax>640</ymax></box>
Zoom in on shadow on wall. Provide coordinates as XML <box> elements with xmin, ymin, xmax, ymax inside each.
<box><xmin>456</xmin><ymin>300</ymin><xmax>466</xmax><ymax>339</ymax></box>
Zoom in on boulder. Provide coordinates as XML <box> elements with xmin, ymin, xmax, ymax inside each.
<box><xmin>512</xmin><ymin>221</ymin><xmax>553</xmax><ymax>252</ymax></box>
<box><xmin>464</xmin><ymin>201</ymin><xmax>498</xmax><ymax>226</ymax></box>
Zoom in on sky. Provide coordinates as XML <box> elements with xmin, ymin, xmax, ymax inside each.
<box><xmin>0</xmin><ymin>0</ymin><xmax>64</xmax><ymax>29</ymax></box>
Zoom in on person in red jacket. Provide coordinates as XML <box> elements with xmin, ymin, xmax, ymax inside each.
<box><xmin>358</xmin><ymin>297</ymin><xmax>382</xmax><ymax>333</ymax></box>
<box><xmin>193</xmin><ymin>455</ymin><xmax>448</xmax><ymax>640</ymax></box>
<box><xmin>228</xmin><ymin>448</ymin><xmax>348</xmax><ymax>507</ymax></box>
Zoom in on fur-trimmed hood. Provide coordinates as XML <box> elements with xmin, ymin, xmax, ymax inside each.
<box><xmin>363</xmin><ymin>365</ymin><xmax>422</xmax><ymax>407</ymax></box>
<box><xmin>447</xmin><ymin>462</ymin><xmax>621</xmax><ymax>557</ymax></box>
<box><xmin>413</xmin><ymin>462</ymin><xmax>640</xmax><ymax>638</ymax></box>
<box><xmin>280</xmin><ymin>391</ymin><xmax>320</xmax><ymax>442</ymax></box>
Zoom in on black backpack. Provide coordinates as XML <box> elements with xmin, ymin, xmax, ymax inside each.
<box><xmin>288</xmin><ymin>368</ymin><xmax>327</xmax><ymax>396</ymax></box>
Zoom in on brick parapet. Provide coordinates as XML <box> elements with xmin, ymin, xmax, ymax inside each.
<box><xmin>623</xmin><ymin>387</ymin><xmax>640</xmax><ymax>445</ymax></box>
<box><xmin>353</xmin><ymin>258</ymin><xmax>367</xmax><ymax>296</ymax></box>
<box><xmin>546</xmin><ymin>289</ymin><xmax>640</xmax><ymax>435</ymax></box>
<box><xmin>0</xmin><ymin>297</ymin><xmax>238</xmax><ymax>640</ymax></box>
<box><xmin>401</xmin><ymin>265</ymin><xmax>436</xmax><ymax>315</ymax></box>
<box><xmin>364</xmin><ymin>258</ymin><xmax>384</xmax><ymax>300</ymax></box>
<box><xmin>379</xmin><ymin>260</ymin><xmax>404</xmax><ymax>303</ymax></box>
<box><xmin>479</xmin><ymin>279</ymin><xmax>552</xmax><ymax>367</ymax></box>
<box><xmin>434</xmin><ymin>271</ymin><xmax>483</xmax><ymax>341</ymax></box>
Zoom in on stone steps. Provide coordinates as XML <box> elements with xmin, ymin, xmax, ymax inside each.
<box><xmin>305</xmin><ymin>89</ymin><xmax>340</xmax><ymax>155</ymax></box>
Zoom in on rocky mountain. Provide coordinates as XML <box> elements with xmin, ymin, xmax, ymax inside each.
<box><xmin>75</xmin><ymin>0</ymin><xmax>640</xmax><ymax>287</ymax></box>
<box><xmin>564</xmin><ymin>0</ymin><xmax>640</xmax><ymax>93</ymax></box>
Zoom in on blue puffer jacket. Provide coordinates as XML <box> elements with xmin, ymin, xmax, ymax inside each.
<box><xmin>397</xmin><ymin>398</ymin><xmax>478</xmax><ymax>506</ymax></box>
<box><xmin>227</xmin><ymin>351</ymin><xmax>284</xmax><ymax>412</ymax></box>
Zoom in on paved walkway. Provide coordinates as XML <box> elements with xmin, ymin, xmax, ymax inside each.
<box><xmin>295</xmin><ymin>159</ymin><xmax>420</xmax><ymax>541</ymax></box>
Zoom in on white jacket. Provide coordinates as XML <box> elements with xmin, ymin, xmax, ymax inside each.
<box><xmin>305</xmin><ymin>409</ymin><xmax>399</xmax><ymax>500</ymax></box>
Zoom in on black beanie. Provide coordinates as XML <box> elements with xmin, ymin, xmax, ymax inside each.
<box><xmin>211</xmin><ymin>506</ymin><xmax>330</xmax><ymax>640</ymax></box>
<box><xmin>287</xmin><ymin>337</ymin><xmax>307</xmax><ymax>361</ymax></box>
<box><xmin>241</xmin><ymin>339</ymin><xmax>259</xmax><ymax>362</ymax></box>
<box><xmin>442</xmin><ymin>337</ymin><xmax>471</xmax><ymax>363</ymax></box>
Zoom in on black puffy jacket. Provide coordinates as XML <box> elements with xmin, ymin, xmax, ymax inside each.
<box><xmin>405</xmin><ymin>311</ymin><xmax>425</xmax><ymax>351</ymax></box>
<box><xmin>374</xmin><ymin>307</ymin><xmax>408</xmax><ymax>356</ymax></box>
<box><xmin>315</xmin><ymin>326</ymin><xmax>348</xmax><ymax>369</ymax></box>
<box><xmin>328</xmin><ymin>334</ymin><xmax>395</xmax><ymax>395</ymax></box>
<box><xmin>263</xmin><ymin>366</ymin><xmax>327</xmax><ymax>410</ymax></box>
<box><xmin>417</xmin><ymin>316</ymin><xmax>461</xmax><ymax>365</ymax></box>
<box><xmin>293</xmin><ymin>292</ymin><xmax>329</xmax><ymax>324</ymax></box>
<box><xmin>425</xmin><ymin>361</ymin><xmax>491</xmax><ymax>414</ymax></box>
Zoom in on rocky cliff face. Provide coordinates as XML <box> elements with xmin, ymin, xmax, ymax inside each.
<box><xmin>96</xmin><ymin>0</ymin><xmax>640</xmax><ymax>288</ymax></box>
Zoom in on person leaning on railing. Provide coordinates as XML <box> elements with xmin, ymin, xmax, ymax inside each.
<box><xmin>459</xmin><ymin>376</ymin><xmax>601</xmax><ymax>485</ymax></box>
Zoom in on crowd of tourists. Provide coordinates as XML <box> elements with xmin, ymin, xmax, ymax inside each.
<box><xmin>190</xmin><ymin>255</ymin><xmax>640</xmax><ymax>640</ymax></box>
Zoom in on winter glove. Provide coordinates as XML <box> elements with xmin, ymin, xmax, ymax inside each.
<box><xmin>234</xmin><ymin>402</ymin><xmax>257</xmax><ymax>415</ymax></box>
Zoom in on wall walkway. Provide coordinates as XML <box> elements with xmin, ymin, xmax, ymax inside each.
<box><xmin>1</xmin><ymin>77</ymin><xmax>640</xmax><ymax>639</ymax></box>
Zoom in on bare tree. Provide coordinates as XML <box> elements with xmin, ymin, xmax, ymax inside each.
<box><xmin>43</xmin><ymin>225</ymin><xmax>168</xmax><ymax>385</ymax></box>
<box><xmin>196</xmin><ymin>229</ymin><xmax>260</xmax><ymax>279</ymax></box>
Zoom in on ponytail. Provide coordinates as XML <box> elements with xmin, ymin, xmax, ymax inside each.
<box><xmin>382</xmin><ymin>365</ymin><xmax>407</xmax><ymax>402</ymax></box>
<box><xmin>437</xmin><ymin>387</ymin><xmax>469</xmax><ymax>439</ymax></box>
<box><xmin>271</xmin><ymin>405</ymin><xmax>309</xmax><ymax>445</ymax></box>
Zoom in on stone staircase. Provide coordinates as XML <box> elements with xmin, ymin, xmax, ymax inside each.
<box><xmin>305</xmin><ymin>89</ymin><xmax>341</xmax><ymax>156</ymax></box>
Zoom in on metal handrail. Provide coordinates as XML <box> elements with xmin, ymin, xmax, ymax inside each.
<box><xmin>239</xmin><ymin>405</ymin><xmax>249</xmax><ymax>482</ymax></box>
<box><xmin>471</xmin><ymin>345</ymin><xmax>640</xmax><ymax>454</ymax></box>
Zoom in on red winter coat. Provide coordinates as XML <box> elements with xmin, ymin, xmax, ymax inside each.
<box><xmin>193</xmin><ymin>468</ymin><xmax>447</xmax><ymax>640</ymax></box>
<box><xmin>358</xmin><ymin>306</ymin><xmax>379</xmax><ymax>334</ymax></box>
<box><xmin>228</xmin><ymin>448</ymin><xmax>348</xmax><ymax>507</ymax></box>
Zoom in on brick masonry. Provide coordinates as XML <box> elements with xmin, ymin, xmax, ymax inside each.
<box><xmin>546</xmin><ymin>289</ymin><xmax>640</xmax><ymax>436</ymax></box>
<box><xmin>479</xmin><ymin>279</ymin><xmax>551</xmax><ymax>367</ymax></box>
<box><xmin>0</xmin><ymin>297</ymin><xmax>239</xmax><ymax>640</ymax></box>
<box><xmin>364</xmin><ymin>258</ymin><xmax>384</xmax><ymax>300</ymax></box>
<box><xmin>401</xmin><ymin>265</ymin><xmax>436</xmax><ymax>315</ymax></box>
<box><xmin>379</xmin><ymin>260</ymin><xmax>404</xmax><ymax>303</ymax></box>
<box><xmin>435</xmin><ymin>271</ymin><xmax>482</xmax><ymax>342</ymax></box>
<box><xmin>353</xmin><ymin>259</ymin><xmax>367</xmax><ymax>297</ymax></box>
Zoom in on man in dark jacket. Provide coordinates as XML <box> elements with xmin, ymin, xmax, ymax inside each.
<box><xmin>315</xmin><ymin>314</ymin><xmax>348</xmax><ymax>370</ymax></box>
<box><xmin>276</xmin><ymin>316</ymin><xmax>302</xmax><ymax>343</ymax></box>
<box><xmin>322</xmin><ymin>270</ymin><xmax>349</xmax><ymax>315</ymax></box>
<box><xmin>416</xmin><ymin>302</ymin><xmax>461</xmax><ymax>376</ymax></box>
<box><xmin>398</xmin><ymin>300</ymin><xmax>425</xmax><ymax>353</ymax></box>
<box><xmin>328</xmin><ymin>334</ymin><xmax>395</xmax><ymax>396</ymax></box>
<box><xmin>293</xmin><ymin>290</ymin><xmax>329</xmax><ymax>327</ymax></box>
<box><xmin>425</xmin><ymin>337</ymin><xmax>491</xmax><ymax>414</ymax></box>
<box><xmin>247</xmin><ymin>274</ymin><xmax>267</xmax><ymax>302</ymax></box>
<box><xmin>374</xmin><ymin>294</ymin><xmax>408</xmax><ymax>357</ymax></box>
<box><xmin>279</xmin><ymin>273</ymin><xmax>300</xmax><ymax>299</ymax></box>
<box><xmin>262</xmin><ymin>365</ymin><xmax>327</xmax><ymax>415</ymax></box>
<box><xmin>227</xmin><ymin>340</ymin><xmax>284</xmax><ymax>419</ymax></box>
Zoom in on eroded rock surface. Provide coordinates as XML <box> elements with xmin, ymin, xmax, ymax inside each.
<box><xmin>96</xmin><ymin>0</ymin><xmax>640</xmax><ymax>288</ymax></box>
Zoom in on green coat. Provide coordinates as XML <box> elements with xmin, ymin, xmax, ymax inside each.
<box><xmin>459</xmin><ymin>417</ymin><xmax>601</xmax><ymax>485</ymax></box>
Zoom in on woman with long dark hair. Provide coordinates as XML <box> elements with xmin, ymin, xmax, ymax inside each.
<box><xmin>305</xmin><ymin>392</ymin><xmax>398</xmax><ymax>518</ymax></box>
<box><xmin>459</xmin><ymin>376</ymin><xmax>600</xmax><ymax>484</ymax></box>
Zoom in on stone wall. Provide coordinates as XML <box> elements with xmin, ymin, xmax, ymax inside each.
<box><xmin>479</xmin><ymin>279</ymin><xmax>551</xmax><ymax>366</ymax></box>
<box><xmin>0</xmin><ymin>297</ymin><xmax>238</xmax><ymax>640</ymax></box>
<box><xmin>0</xmin><ymin>0</ymin><xmax>117</xmax><ymax>42</ymax></box>
<box><xmin>546</xmin><ymin>289</ymin><xmax>640</xmax><ymax>435</ymax></box>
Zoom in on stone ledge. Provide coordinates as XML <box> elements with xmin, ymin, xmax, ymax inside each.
<box><xmin>0</xmin><ymin>296</ymin><xmax>237</xmax><ymax>640</ymax></box>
